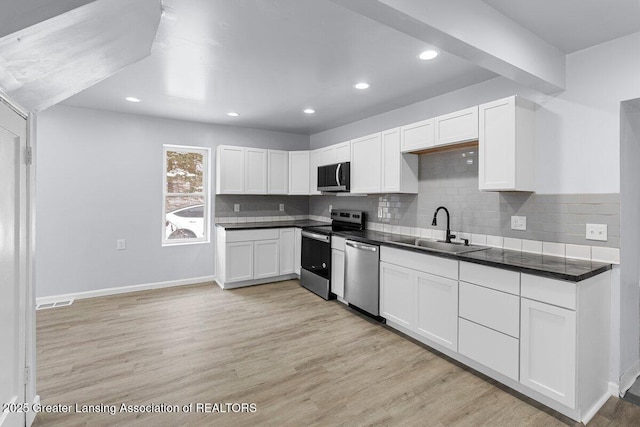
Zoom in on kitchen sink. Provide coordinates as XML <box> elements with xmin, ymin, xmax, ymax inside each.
<box><xmin>391</xmin><ymin>238</ymin><xmax>490</xmax><ymax>254</ymax></box>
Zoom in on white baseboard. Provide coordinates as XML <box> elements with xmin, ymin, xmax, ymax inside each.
<box><xmin>620</xmin><ymin>359</ymin><xmax>640</xmax><ymax>396</ymax></box>
<box><xmin>581</xmin><ymin>390</ymin><xmax>613</xmax><ymax>424</ymax></box>
<box><xmin>608</xmin><ymin>381</ymin><xmax>620</xmax><ymax>398</ymax></box>
<box><xmin>36</xmin><ymin>275</ymin><xmax>216</xmax><ymax>305</ymax></box>
<box><xmin>26</xmin><ymin>395</ymin><xmax>40</xmax><ymax>427</ymax></box>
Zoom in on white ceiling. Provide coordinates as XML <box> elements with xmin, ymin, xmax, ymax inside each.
<box><xmin>54</xmin><ymin>0</ymin><xmax>640</xmax><ymax>134</ymax></box>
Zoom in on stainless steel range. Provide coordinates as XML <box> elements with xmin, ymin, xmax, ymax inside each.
<box><xmin>300</xmin><ymin>210</ymin><xmax>364</xmax><ymax>300</ymax></box>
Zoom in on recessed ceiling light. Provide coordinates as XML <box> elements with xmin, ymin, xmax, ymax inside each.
<box><xmin>227</xmin><ymin>112</ymin><xmax>239</xmax><ymax>117</ymax></box>
<box><xmin>354</xmin><ymin>82</ymin><xmax>370</xmax><ymax>90</ymax></box>
<box><xmin>303</xmin><ymin>108</ymin><xmax>315</xmax><ymax>114</ymax></box>
<box><xmin>418</xmin><ymin>50</ymin><xmax>439</xmax><ymax>60</ymax></box>
<box><xmin>125</xmin><ymin>97</ymin><xmax>140</xmax><ymax>103</ymax></box>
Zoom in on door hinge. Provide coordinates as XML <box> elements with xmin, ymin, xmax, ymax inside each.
<box><xmin>25</xmin><ymin>147</ymin><xmax>33</xmax><ymax>166</ymax></box>
<box><xmin>25</xmin><ymin>365</ymin><xmax>31</xmax><ymax>384</ymax></box>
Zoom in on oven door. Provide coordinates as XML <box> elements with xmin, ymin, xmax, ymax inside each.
<box><xmin>301</xmin><ymin>231</ymin><xmax>331</xmax><ymax>279</ymax></box>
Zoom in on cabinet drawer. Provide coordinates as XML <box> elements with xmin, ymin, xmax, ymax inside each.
<box><xmin>459</xmin><ymin>318</ymin><xmax>519</xmax><ymax>381</ymax></box>
<box><xmin>226</xmin><ymin>229</ymin><xmax>279</xmax><ymax>242</ymax></box>
<box><xmin>459</xmin><ymin>282</ymin><xmax>519</xmax><ymax>338</ymax></box>
<box><xmin>332</xmin><ymin>236</ymin><xmax>346</xmax><ymax>251</ymax></box>
<box><xmin>381</xmin><ymin>246</ymin><xmax>458</xmax><ymax>280</ymax></box>
<box><xmin>459</xmin><ymin>262</ymin><xmax>519</xmax><ymax>295</ymax></box>
<box><xmin>521</xmin><ymin>274</ymin><xmax>576</xmax><ymax>310</ymax></box>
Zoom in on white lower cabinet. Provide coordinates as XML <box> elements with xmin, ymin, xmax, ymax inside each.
<box><xmin>415</xmin><ymin>271</ymin><xmax>458</xmax><ymax>350</ymax></box>
<box><xmin>520</xmin><ymin>297</ymin><xmax>576</xmax><ymax>408</ymax></box>
<box><xmin>380</xmin><ymin>262</ymin><xmax>414</xmax><ymax>329</ymax></box>
<box><xmin>216</xmin><ymin>227</ymin><xmax>299</xmax><ymax>288</ymax></box>
<box><xmin>331</xmin><ymin>249</ymin><xmax>345</xmax><ymax>298</ymax></box>
<box><xmin>459</xmin><ymin>318</ymin><xmax>519</xmax><ymax>380</ymax></box>
<box><xmin>294</xmin><ymin>228</ymin><xmax>302</xmax><ymax>275</ymax></box>
<box><xmin>279</xmin><ymin>228</ymin><xmax>295</xmax><ymax>275</ymax></box>
<box><xmin>225</xmin><ymin>241</ymin><xmax>253</xmax><ymax>282</ymax></box>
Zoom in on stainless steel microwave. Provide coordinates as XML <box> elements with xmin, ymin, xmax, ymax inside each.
<box><xmin>317</xmin><ymin>162</ymin><xmax>350</xmax><ymax>192</ymax></box>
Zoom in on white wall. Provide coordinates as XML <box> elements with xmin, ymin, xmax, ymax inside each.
<box><xmin>311</xmin><ymin>32</ymin><xmax>640</xmax><ymax>194</ymax></box>
<box><xmin>35</xmin><ymin>105</ymin><xmax>309</xmax><ymax>298</ymax></box>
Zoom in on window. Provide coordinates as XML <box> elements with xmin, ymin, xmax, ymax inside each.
<box><xmin>163</xmin><ymin>145</ymin><xmax>210</xmax><ymax>245</ymax></box>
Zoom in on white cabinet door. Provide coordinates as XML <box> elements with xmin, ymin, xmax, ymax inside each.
<box><xmin>268</xmin><ymin>150</ymin><xmax>289</xmax><ymax>194</ymax></box>
<box><xmin>380</xmin><ymin>262</ymin><xmax>414</xmax><ymax>329</ymax></box>
<box><xmin>254</xmin><ymin>239</ymin><xmax>279</xmax><ymax>279</ymax></box>
<box><xmin>434</xmin><ymin>106</ymin><xmax>479</xmax><ymax>146</ymax></box>
<box><xmin>294</xmin><ymin>228</ymin><xmax>302</xmax><ymax>275</ymax></box>
<box><xmin>317</xmin><ymin>145</ymin><xmax>336</xmax><ymax>167</ymax></box>
<box><xmin>351</xmin><ymin>132</ymin><xmax>381</xmax><ymax>193</ymax></box>
<box><xmin>245</xmin><ymin>148</ymin><xmax>267</xmax><ymax>194</ymax></box>
<box><xmin>331</xmin><ymin>249</ymin><xmax>345</xmax><ymax>298</ymax></box>
<box><xmin>520</xmin><ymin>298</ymin><xmax>576</xmax><ymax>409</ymax></box>
<box><xmin>400</xmin><ymin>118</ymin><xmax>434</xmax><ymax>152</ymax></box>
<box><xmin>216</xmin><ymin>145</ymin><xmax>245</xmax><ymax>194</ymax></box>
<box><xmin>415</xmin><ymin>271</ymin><xmax>458</xmax><ymax>351</ymax></box>
<box><xmin>381</xmin><ymin>128</ymin><xmax>418</xmax><ymax>194</ymax></box>
<box><xmin>279</xmin><ymin>228</ymin><xmax>295</xmax><ymax>275</ymax></box>
<box><xmin>334</xmin><ymin>141</ymin><xmax>351</xmax><ymax>163</ymax></box>
<box><xmin>225</xmin><ymin>241</ymin><xmax>253</xmax><ymax>282</ymax></box>
<box><xmin>479</xmin><ymin>96</ymin><xmax>535</xmax><ymax>192</ymax></box>
<box><xmin>309</xmin><ymin>149</ymin><xmax>321</xmax><ymax>195</ymax></box>
<box><xmin>288</xmin><ymin>151</ymin><xmax>310</xmax><ymax>195</ymax></box>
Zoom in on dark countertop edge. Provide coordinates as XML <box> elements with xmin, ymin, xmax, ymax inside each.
<box><xmin>454</xmin><ymin>255</ymin><xmax>613</xmax><ymax>282</ymax></box>
<box><xmin>215</xmin><ymin>221</ymin><xmax>330</xmax><ymax>230</ymax></box>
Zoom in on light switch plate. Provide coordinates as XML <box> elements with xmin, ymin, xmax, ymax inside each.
<box><xmin>329</xmin><ymin>205</ymin><xmax>332</xmax><ymax>213</ymax></box>
<box><xmin>116</xmin><ymin>239</ymin><xmax>126</xmax><ymax>250</ymax></box>
<box><xmin>586</xmin><ymin>223</ymin><xmax>607</xmax><ymax>241</ymax></box>
<box><xmin>279</xmin><ymin>204</ymin><xmax>284</xmax><ymax>211</ymax></box>
<box><xmin>511</xmin><ymin>216</ymin><xmax>527</xmax><ymax>231</ymax></box>
<box><xmin>234</xmin><ymin>204</ymin><xmax>240</xmax><ymax>212</ymax></box>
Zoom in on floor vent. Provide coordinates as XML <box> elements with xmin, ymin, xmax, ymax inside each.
<box><xmin>36</xmin><ymin>300</ymin><xmax>74</xmax><ymax>310</ymax></box>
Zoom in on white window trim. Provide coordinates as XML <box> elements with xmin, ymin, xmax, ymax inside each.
<box><xmin>162</xmin><ymin>144</ymin><xmax>211</xmax><ymax>246</ymax></box>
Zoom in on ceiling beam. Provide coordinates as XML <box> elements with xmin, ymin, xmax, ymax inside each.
<box><xmin>330</xmin><ymin>0</ymin><xmax>566</xmax><ymax>94</ymax></box>
<box><xmin>0</xmin><ymin>0</ymin><xmax>161</xmax><ymax>113</ymax></box>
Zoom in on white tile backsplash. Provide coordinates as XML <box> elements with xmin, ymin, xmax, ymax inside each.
<box><xmin>521</xmin><ymin>239</ymin><xmax>542</xmax><ymax>254</ymax></box>
<box><xmin>471</xmin><ymin>234</ymin><xmax>487</xmax><ymax>245</ymax></box>
<box><xmin>542</xmin><ymin>242</ymin><xmax>565</xmax><ymax>257</ymax></box>
<box><xmin>591</xmin><ymin>246</ymin><xmax>620</xmax><ymax>264</ymax></box>
<box><xmin>432</xmin><ymin>230</ymin><xmax>445</xmax><ymax>240</ymax></box>
<box><xmin>420</xmin><ymin>228</ymin><xmax>433</xmax><ymax>239</ymax></box>
<box><xmin>565</xmin><ymin>244</ymin><xmax>591</xmax><ymax>261</ymax></box>
<box><xmin>486</xmin><ymin>235</ymin><xmax>504</xmax><ymax>248</ymax></box>
<box><xmin>503</xmin><ymin>237</ymin><xmax>522</xmax><ymax>251</ymax></box>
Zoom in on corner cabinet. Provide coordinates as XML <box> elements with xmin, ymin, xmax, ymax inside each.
<box><xmin>331</xmin><ymin>237</ymin><xmax>346</xmax><ymax>298</ymax></box>
<box><xmin>478</xmin><ymin>96</ymin><xmax>535</xmax><ymax>191</ymax></box>
<box><xmin>267</xmin><ymin>150</ymin><xmax>289</xmax><ymax>194</ymax></box>
<box><xmin>350</xmin><ymin>133</ymin><xmax>382</xmax><ymax>193</ymax></box>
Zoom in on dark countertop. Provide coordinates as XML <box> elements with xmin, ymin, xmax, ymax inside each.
<box><xmin>215</xmin><ymin>222</ymin><xmax>612</xmax><ymax>282</ymax></box>
<box><xmin>215</xmin><ymin>220</ymin><xmax>330</xmax><ymax>230</ymax></box>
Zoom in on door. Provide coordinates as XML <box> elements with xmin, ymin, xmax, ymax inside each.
<box><xmin>331</xmin><ymin>249</ymin><xmax>345</xmax><ymax>298</ymax></box>
<box><xmin>415</xmin><ymin>271</ymin><xmax>459</xmax><ymax>351</ymax></box>
<box><xmin>244</xmin><ymin>148</ymin><xmax>267</xmax><ymax>194</ymax></box>
<box><xmin>380</xmin><ymin>262</ymin><xmax>414</xmax><ymax>329</ymax></box>
<box><xmin>478</xmin><ymin>96</ymin><xmax>516</xmax><ymax>190</ymax></box>
<box><xmin>381</xmin><ymin>128</ymin><xmax>401</xmax><ymax>192</ymax></box>
<box><xmin>288</xmin><ymin>151</ymin><xmax>310</xmax><ymax>195</ymax></box>
<box><xmin>350</xmin><ymin>132</ymin><xmax>381</xmax><ymax>194</ymax></box>
<box><xmin>278</xmin><ymin>229</ymin><xmax>295</xmax><ymax>275</ymax></box>
<box><xmin>0</xmin><ymin>101</ymin><xmax>27</xmax><ymax>427</ymax></box>
<box><xmin>225</xmin><ymin>242</ymin><xmax>253</xmax><ymax>282</ymax></box>
<box><xmin>254</xmin><ymin>239</ymin><xmax>279</xmax><ymax>279</ymax></box>
<box><xmin>216</xmin><ymin>146</ymin><xmax>245</xmax><ymax>194</ymax></box>
<box><xmin>344</xmin><ymin>240</ymin><xmax>380</xmax><ymax>315</ymax></box>
<box><xmin>300</xmin><ymin>232</ymin><xmax>331</xmax><ymax>279</ymax></box>
<box><xmin>267</xmin><ymin>150</ymin><xmax>289</xmax><ymax>194</ymax></box>
<box><xmin>520</xmin><ymin>298</ymin><xmax>576</xmax><ymax>409</ymax></box>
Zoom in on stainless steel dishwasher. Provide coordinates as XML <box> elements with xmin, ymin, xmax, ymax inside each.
<box><xmin>344</xmin><ymin>239</ymin><xmax>380</xmax><ymax>317</ymax></box>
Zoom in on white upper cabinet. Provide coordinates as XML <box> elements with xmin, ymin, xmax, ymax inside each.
<box><xmin>381</xmin><ymin>128</ymin><xmax>418</xmax><ymax>194</ymax></box>
<box><xmin>216</xmin><ymin>145</ymin><xmax>246</xmax><ymax>194</ymax></box>
<box><xmin>267</xmin><ymin>149</ymin><xmax>289</xmax><ymax>194</ymax></box>
<box><xmin>434</xmin><ymin>106</ymin><xmax>479</xmax><ymax>147</ymax></box>
<box><xmin>288</xmin><ymin>151</ymin><xmax>310</xmax><ymax>195</ymax></box>
<box><xmin>334</xmin><ymin>141</ymin><xmax>351</xmax><ymax>163</ymax></box>
<box><xmin>400</xmin><ymin>118</ymin><xmax>435</xmax><ymax>152</ymax></box>
<box><xmin>350</xmin><ymin>132</ymin><xmax>382</xmax><ymax>194</ymax></box>
<box><xmin>244</xmin><ymin>148</ymin><xmax>268</xmax><ymax>194</ymax></box>
<box><xmin>309</xmin><ymin>149</ymin><xmax>321</xmax><ymax>195</ymax></box>
<box><xmin>479</xmin><ymin>96</ymin><xmax>535</xmax><ymax>192</ymax></box>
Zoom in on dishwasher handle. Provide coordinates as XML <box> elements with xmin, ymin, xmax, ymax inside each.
<box><xmin>346</xmin><ymin>240</ymin><xmax>378</xmax><ymax>252</ymax></box>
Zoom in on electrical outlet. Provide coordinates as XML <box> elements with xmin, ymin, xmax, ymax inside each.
<box><xmin>234</xmin><ymin>204</ymin><xmax>240</xmax><ymax>212</ymax></box>
<box><xmin>279</xmin><ymin>204</ymin><xmax>284</xmax><ymax>211</ymax></box>
<box><xmin>586</xmin><ymin>224</ymin><xmax>607</xmax><ymax>241</ymax></box>
<box><xmin>511</xmin><ymin>216</ymin><xmax>526</xmax><ymax>231</ymax></box>
<box><xmin>378</xmin><ymin>207</ymin><xmax>383</xmax><ymax>219</ymax></box>
<box><xmin>329</xmin><ymin>205</ymin><xmax>332</xmax><ymax>212</ymax></box>
<box><xmin>116</xmin><ymin>239</ymin><xmax>126</xmax><ymax>250</ymax></box>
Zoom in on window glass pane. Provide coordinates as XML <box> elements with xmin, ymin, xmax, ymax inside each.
<box><xmin>165</xmin><ymin>196</ymin><xmax>205</xmax><ymax>240</ymax></box>
<box><xmin>166</xmin><ymin>150</ymin><xmax>204</xmax><ymax>193</ymax></box>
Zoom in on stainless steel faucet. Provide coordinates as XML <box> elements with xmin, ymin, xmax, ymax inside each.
<box><xmin>432</xmin><ymin>206</ymin><xmax>456</xmax><ymax>243</ymax></box>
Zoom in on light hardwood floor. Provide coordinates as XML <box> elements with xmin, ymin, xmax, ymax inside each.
<box><xmin>34</xmin><ymin>280</ymin><xmax>640</xmax><ymax>426</ymax></box>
